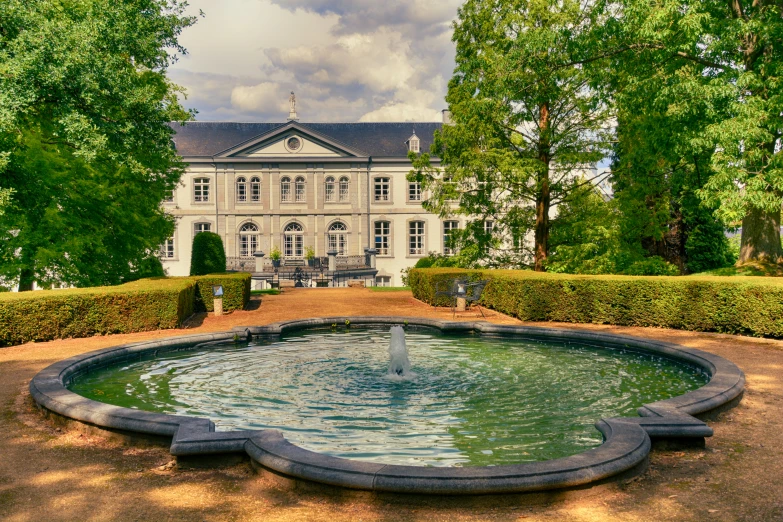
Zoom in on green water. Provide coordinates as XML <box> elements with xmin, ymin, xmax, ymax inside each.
<box><xmin>69</xmin><ymin>328</ymin><xmax>708</xmax><ymax>467</ymax></box>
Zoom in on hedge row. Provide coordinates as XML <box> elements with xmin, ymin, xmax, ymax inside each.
<box><xmin>409</xmin><ymin>268</ymin><xmax>783</xmax><ymax>338</ymax></box>
<box><xmin>192</xmin><ymin>272</ymin><xmax>251</xmax><ymax>312</ymax></box>
<box><xmin>0</xmin><ymin>273</ymin><xmax>252</xmax><ymax>346</ymax></box>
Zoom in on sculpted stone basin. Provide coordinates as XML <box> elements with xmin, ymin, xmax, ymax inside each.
<box><xmin>30</xmin><ymin>317</ymin><xmax>745</xmax><ymax>494</ymax></box>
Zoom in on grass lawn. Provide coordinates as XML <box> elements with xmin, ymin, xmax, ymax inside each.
<box><xmin>368</xmin><ymin>286</ymin><xmax>411</xmax><ymax>292</ymax></box>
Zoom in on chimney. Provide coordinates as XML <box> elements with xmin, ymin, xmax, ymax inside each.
<box><xmin>442</xmin><ymin>109</ymin><xmax>453</xmax><ymax>125</ymax></box>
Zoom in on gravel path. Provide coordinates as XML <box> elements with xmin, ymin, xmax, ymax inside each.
<box><xmin>0</xmin><ymin>288</ymin><xmax>781</xmax><ymax>521</ymax></box>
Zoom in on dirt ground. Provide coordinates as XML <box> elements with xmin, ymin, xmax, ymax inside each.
<box><xmin>1</xmin><ymin>288</ymin><xmax>782</xmax><ymax>522</ymax></box>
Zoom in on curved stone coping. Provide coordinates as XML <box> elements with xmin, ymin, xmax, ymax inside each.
<box><xmin>29</xmin><ymin>317</ymin><xmax>745</xmax><ymax>495</ymax></box>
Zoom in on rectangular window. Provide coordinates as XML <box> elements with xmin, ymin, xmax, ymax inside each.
<box><xmin>374</xmin><ymin>177</ymin><xmax>390</xmax><ymax>202</ymax></box>
<box><xmin>236</xmin><ymin>181</ymin><xmax>247</xmax><ymax>203</ymax></box>
<box><xmin>375</xmin><ymin>221</ymin><xmax>390</xmax><ymax>255</ymax></box>
<box><xmin>408</xmin><ymin>182</ymin><xmax>421</xmax><ymax>202</ymax></box>
<box><xmin>376</xmin><ymin>276</ymin><xmax>391</xmax><ymax>287</ymax></box>
<box><xmin>160</xmin><ymin>238</ymin><xmax>175</xmax><ymax>258</ymax></box>
<box><xmin>194</xmin><ymin>223</ymin><xmax>211</xmax><ymax>235</ymax></box>
<box><xmin>409</xmin><ymin>221</ymin><xmax>425</xmax><ymax>255</ymax></box>
<box><xmin>484</xmin><ymin>220</ymin><xmax>494</xmax><ymax>234</ymax></box>
<box><xmin>194</xmin><ymin>178</ymin><xmax>210</xmax><ymax>202</ymax></box>
<box><xmin>251</xmin><ymin>179</ymin><xmax>261</xmax><ymax>202</ymax></box>
<box><xmin>444</xmin><ymin>221</ymin><xmax>459</xmax><ymax>255</ymax></box>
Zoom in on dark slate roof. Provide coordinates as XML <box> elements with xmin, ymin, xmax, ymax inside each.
<box><xmin>169</xmin><ymin>121</ymin><xmax>443</xmax><ymax>158</ymax></box>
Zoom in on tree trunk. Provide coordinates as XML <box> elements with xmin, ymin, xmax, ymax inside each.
<box><xmin>534</xmin><ymin>103</ymin><xmax>551</xmax><ymax>272</ymax></box>
<box><xmin>534</xmin><ymin>179</ymin><xmax>550</xmax><ymax>271</ymax></box>
<box><xmin>739</xmin><ymin>205</ymin><xmax>782</xmax><ymax>264</ymax></box>
<box><xmin>17</xmin><ymin>267</ymin><xmax>35</xmax><ymax>292</ymax></box>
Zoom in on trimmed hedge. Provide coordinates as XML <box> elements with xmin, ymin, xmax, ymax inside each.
<box><xmin>192</xmin><ymin>272</ymin><xmax>251</xmax><ymax>312</ymax></box>
<box><xmin>0</xmin><ymin>278</ymin><xmax>196</xmax><ymax>346</ymax></box>
<box><xmin>0</xmin><ymin>273</ymin><xmax>252</xmax><ymax>346</ymax></box>
<box><xmin>409</xmin><ymin>268</ymin><xmax>783</xmax><ymax>338</ymax></box>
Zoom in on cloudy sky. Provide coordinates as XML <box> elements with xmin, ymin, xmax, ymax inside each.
<box><xmin>168</xmin><ymin>0</ymin><xmax>461</xmax><ymax>123</ymax></box>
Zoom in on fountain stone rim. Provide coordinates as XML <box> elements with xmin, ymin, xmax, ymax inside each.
<box><xmin>29</xmin><ymin>316</ymin><xmax>745</xmax><ymax>495</ymax></box>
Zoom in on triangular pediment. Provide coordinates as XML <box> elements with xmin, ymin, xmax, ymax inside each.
<box><xmin>215</xmin><ymin>123</ymin><xmax>367</xmax><ymax>158</ymax></box>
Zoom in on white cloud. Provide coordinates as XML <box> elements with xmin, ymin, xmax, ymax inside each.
<box><xmin>230</xmin><ymin>82</ymin><xmax>287</xmax><ymax>113</ymax></box>
<box><xmin>169</xmin><ymin>0</ymin><xmax>459</xmax><ymax>122</ymax></box>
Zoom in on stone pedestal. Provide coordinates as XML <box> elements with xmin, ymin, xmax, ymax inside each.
<box><xmin>366</xmin><ymin>248</ymin><xmax>378</xmax><ymax>269</ymax></box>
<box><xmin>327</xmin><ymin>250</ymin><xmax>338</xmax><ymax>271</ymax></box>
<box><xmin>213</xmin><ymin>298</ymin><xmax>223</xmax><ymax>316</ymax></box>
<box><xmin>253</xmin><ymin>251</ymin><xmax>265</xmax><ymax>273</ymax></box>
<box><xmin>455</xmin><ymin>297</ymin><xmax>466</xmax><ymax>312</ymax></box>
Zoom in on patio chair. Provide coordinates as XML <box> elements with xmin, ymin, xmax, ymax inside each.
<box><xmin>463</xmin><ymin>280</ymin><xmax>489</xmax><ymax>318</ymax></box>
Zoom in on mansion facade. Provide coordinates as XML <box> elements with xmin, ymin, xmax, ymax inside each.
<box><xmin>163</xmin><ymin>113</ymin><xmax>454</xmax><ymax>287</ymax></box>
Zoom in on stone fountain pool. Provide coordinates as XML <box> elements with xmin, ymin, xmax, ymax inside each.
<box><xmin>31</xmin><ymin>317</ymin><xmax>745</xmax><ymax>494</ymax></box>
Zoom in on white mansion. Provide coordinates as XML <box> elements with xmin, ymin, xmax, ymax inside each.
<box><xmin>162</xmin><ymin>109</ymin><xmax>454</xmax><ymax>287</ymax></box>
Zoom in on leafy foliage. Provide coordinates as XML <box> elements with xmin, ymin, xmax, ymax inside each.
<box><xmin>189</xmin><ymin>232</ymin><xmax>227</xmax><ymax>276</ymax></box>
<box><xmin>611</xmin><ymin>0</ymin><xmax>783</xmax><ymax>263</ymax></box>
<box><xmin>0</xmin><ymin>0</ymin><xmax>196</xmax><ymax>289</ymax></box>
<box><xmin>410</xmin><ymin>0</ymin><xmax>612</xmax><ymax>271</ymax></box>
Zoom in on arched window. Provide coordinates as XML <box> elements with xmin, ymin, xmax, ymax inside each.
<box><xmin>284</xmin><ymin>222</ymin><xmax>304</xmax><ymax>258</ymax></box>
<box><xmin>295</xmin><ymin>176</ymin><xmax>306</xmax><ymax>202</ymax></box>
<box><xmin>239</xmin><ymin>223</ymin><xmax>259</xmax><ymax>257</ymax></box>
<box><xmin>327</xmin><ymin>221</ymin><xmax>348</xmax><ymax>255</ymax></box>
<box><xmin>280</xmin><ymin>177</ymin><xmax>291</xmax><ymax>202</ymax></box>
<box><xmin>236</xmin><ymin>176</ymin><xmax>247</xmax><ymax>203</ymax></box>
<box><xmin>250</xmin><ymin>176</ymin><xmax>261</xmax><ymax>202</ymax></box>
<box><xmin>339</xmin><ymin>176</ymin><xmax>349</xmax><ymax>202</ymax></box>
<box><xmin>325</xmin><ymin>176</ymin><xmax>336</xmax><ymax>202</ymax></box>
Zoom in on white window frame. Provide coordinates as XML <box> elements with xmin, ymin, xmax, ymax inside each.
<box><xmin>339</xmin><ymin>176</ymin><xmax>350</xmax><ymax>202</ymax></box>
<box><xmin>295</xmin><ymin>176</ymin><xmax>306</xmax><ymax>203</ymax></box>
<box><xmin>325</xmin><ymin>176</ymin><xmax>336</xmax><ymax>202</ymax></box>
<box><xmin>194</xmin><ymin>222</ymin><xmax>212</xmax><ymax>235</ymax></box>
<box><xmin>250</xmin><ymin>176</ymin><xmax>261</xmax><ymax>202</ymax></box>
<box><xmin>374</xmin><ymin>177</ymin><xmax>390</xmax><ymax>202</ymax></box>
<box><xmin>409</xmin><ymin>221</ymin><xmax>425</xmax><ymax>256</ymax></box>
<box><xmin>194</xmin><ymin>178</ymin><xmax>210</xmax><ymax>203</ymax></box>
<box><xmin>280</xmin><ymin>177</ymin><xmax>292</xmax><ymax>203</ymax></box>
<box><xmin>160</xmin><ymin>237</ymin><xmax>175</xmax><ymax>259</ymax></box>
<box><xmin>236</xmin><ymin>176</ymin><xmax>247</xmax><ymax>203</ymax></box>
<box><xmin>284</xmin><ymin>222</ymin><xmax>304</xmax><ymax>258</ymax></box>
<box><xmin>375</xmin><ymin>221</ymin><xmax>390</xmax><ymax>256</ymax></box>
<box><xmin>238</xmin><ymin>223</ymin><xmax>259</xmax><ymax>257</ymax></box>
<box><xmin>408</xmin><ymin>181</ymin><xmax>421</xmax><ymax>202</ymax></box>
<box><xmin>327</xmin><ymin>222</ymin><xmax>348</xmax><ymax>255</ymax></box>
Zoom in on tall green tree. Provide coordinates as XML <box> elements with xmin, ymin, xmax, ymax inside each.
<box><xmin>0</xmin><ymin>0</ymin><xmax>196</xmax><ymax>289</ymax></box>
<box><xmin>411</xmin><ymin>0</ymin><xmax>612</xmax><ymax>271</ymax></box>
<box><xmin>614</xmin><ymin>0</ymin><xmax>783</xmax><ymax>265</ymax></box>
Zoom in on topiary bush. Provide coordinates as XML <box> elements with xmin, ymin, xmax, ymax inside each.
<box><xmin>190</xmin><ymin>232</ymin><xmax>227</xmax><ymax>276</ymax></box>
<box><xmin>409</xmin><ymin>268</ymin><xmax>783</xmax><ymax>338</ymax></box>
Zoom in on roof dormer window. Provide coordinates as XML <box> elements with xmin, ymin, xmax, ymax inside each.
<box><xmin>407</xmin><ymin>132</ymin><xmax>420</xmax><ymax>153</ymax></box>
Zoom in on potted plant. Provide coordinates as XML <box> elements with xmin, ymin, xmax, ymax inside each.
<box><xmin>304</xmin><ymin>246</ymin><xmax>316</xmax><ymax>267</ymax></box>
<box><xmin>270</xmin><ymin>246</ymin><xmax>282</xmax><ymax>268</ymax></box>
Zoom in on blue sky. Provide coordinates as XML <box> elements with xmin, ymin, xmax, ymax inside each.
<box><xmin>169</xmin><ymin>0</ymin><xmax>461</xmax><ymax>122</ymax></box>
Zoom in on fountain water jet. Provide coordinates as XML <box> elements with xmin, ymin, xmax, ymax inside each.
<box><xmin>387</xmin><ymin>325</ymin><xmax>414</xmax><ymax>379</ymax></box>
